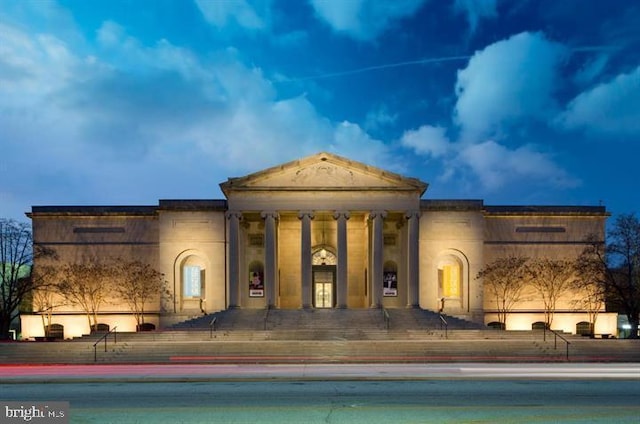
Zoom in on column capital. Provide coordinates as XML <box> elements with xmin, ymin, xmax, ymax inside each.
<box><xmin>405</xmin><ymin>210</ymin><xmax>421</xmax><ymax>220</ymax></box>
<box><xmin>369</xmin><ymin>210</ymin><xmax>387</xmax><ymax>220</ymax></box>
<box><xmin>225</xmin><ymin>211</ymin><xmax>243</xmax><ymax>220</ymax></box>
<box><xmin>333</xmin><ymin>211</ymin><xmax>350</xmax><ymax>220</ymax></box>
<box><xmin>260</xmin><ymin>211</ymin><xmax>279</xmax><ymax>220</ymax></box>
<box><xmin>297</xmin><ymin>211</ymin><xmax>315</xmax><ymax>220</ymax></box>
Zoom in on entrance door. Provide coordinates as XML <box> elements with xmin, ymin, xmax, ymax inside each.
<box><xmin>313</xmin><ymin>265</ymin><xmax>335</xmax><ymax>308</ymax></box>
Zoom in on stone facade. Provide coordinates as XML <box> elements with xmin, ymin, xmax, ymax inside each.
<box><xmin>21</xmin><ymin>152</ymin><xmax>616</xmax><ymax>338</ymax></box>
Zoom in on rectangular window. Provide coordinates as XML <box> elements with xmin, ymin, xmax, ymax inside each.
<box><xmin>183</xmin><ymin>266</ymin><xmax>201</xmax><ymax>297</ymax></box>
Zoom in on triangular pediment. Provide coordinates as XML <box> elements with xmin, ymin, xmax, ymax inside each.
<box><xmin>220</xmin><ymin>152</ymin><xmax>428</xmax><ymax>196</ymax></box>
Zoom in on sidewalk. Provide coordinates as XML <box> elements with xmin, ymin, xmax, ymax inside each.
<box><xmin>2</xmin><ymin>363</ymin><xmax>639</xmax><ymax>383</ymax></box>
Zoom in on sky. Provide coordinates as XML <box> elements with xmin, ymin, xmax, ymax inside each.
<box><xmin>1</xmin><ymin>0</ymin><xmax>639</xmax><ymax>224</ymax></box>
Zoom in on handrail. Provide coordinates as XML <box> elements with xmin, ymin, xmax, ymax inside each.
<box><xmin>93</xmin><ymin>326</ymin><xmax>117</xmax><ymax>362</ymax></box>
<box><xmin>439</xmin><ymin>314</ymin><xmax>448</xmax><ymax>339</ymax></box>
<box><xmin>543</xmin><ymin>326</ymin><xmax>571</xmax><ymax>361</ymax></box>
<box><xmin>263</xmin><ymin>306</ymin><xmax>271</xmax><ymax>331</ymax></box>
<box><xmin>209</xmin><ymin>317</ymin><xmax>217</xmax><ymax>338</ymax></box>
<box><xmin>382</xmin><ymin>308</ymin><xmax>390</xmax><ymax>330</ymax></box>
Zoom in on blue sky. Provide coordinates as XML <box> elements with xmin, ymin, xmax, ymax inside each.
<box><xmin>1</xmin><ymin>0</ymin><xmax>639</xmax><ymax>223</ymax></box>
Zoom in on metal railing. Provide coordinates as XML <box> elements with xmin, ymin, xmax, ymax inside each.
<box><xmin>543</xmin><ymin>327</ymin><xmax>571</xmax><ymax>361</ymax></box>
<box><xmin>209</xmin><ymin>317</ymin><xmax>217</xmax><ymax>338</ymax></box>
<box><xmin>382</xmin><ymin>308</ymin><xmax>390</xmax><ymax>330</ymax></box>
<box><xmin>93</xmin><ymin>326</ymin><xmax>117</xmax><ymax>362</ymax></box>
<box><xmin>263</xmin><ymin>305</ymin><xmax>271</xmax><ymax>331</ymax></box>
<box><xmin>439</xmin><ymin>314</ymin><xmax>448</xmax><ymax>339</ymax></box>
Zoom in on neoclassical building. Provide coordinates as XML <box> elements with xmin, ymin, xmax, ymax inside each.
<box><xmin>22</xmin><ymin>152</ymin><xmax>617</xmax><ymax>338</ymax></box>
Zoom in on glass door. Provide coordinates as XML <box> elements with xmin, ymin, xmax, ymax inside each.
<box><xmin>313</xmin><ymin>266</ymin><xmax>335</xmax><ymax>308</ymax></box>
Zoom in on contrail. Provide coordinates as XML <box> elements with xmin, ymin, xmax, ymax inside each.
<box><xmin>277</xmin><ymin>55</ymin><xmax>472</xmax><ymax>83</ymax></box>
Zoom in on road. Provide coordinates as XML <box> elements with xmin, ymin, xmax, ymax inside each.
<box><xmin>1</xmin><ymin>364</ymin><xmax>639</xmax><ymax>423</ymax></box>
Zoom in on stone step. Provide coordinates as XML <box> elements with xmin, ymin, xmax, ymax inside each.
<box><xmin>3</xmin><ymin>334</ymin><xmax>638</xmax><ymax>365</ymax></box>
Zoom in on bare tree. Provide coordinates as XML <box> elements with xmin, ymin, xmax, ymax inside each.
<box><xmin>476</xmin><ymin>256</ymin><xmax>530</xmax><ymax>329</ymax></box>
<box><xmin>30</xmin><ymin>265</ymin><xmax>65</xmax><ymax>338</ymax></box>
<box><xmin>57</xmin><ymin>261</ymin><xmax>117</xmax><ymax>332</ymax></box>
<box><xmin>0</xmin><ymin>219</ymin><xmax>55</xmax><ymax>340</ymax></box>
<box><xmin>583</xmin><ymin>214</ymin><xmax>640</xmax><ymax>338</ymax></box>
<box><xmin>526</xmin><ymin>258</ymin><xmax>577</xmax><ymax>329</ymax></box>
<box><xmin>573</xmin><ymin>245</ymin><xmax>607</xmax><ymax>336</ymax></box>
<box><xmin>113</xmin><ymin>260</ymin><xmax>167</xmax><ymax>330</ymax></box>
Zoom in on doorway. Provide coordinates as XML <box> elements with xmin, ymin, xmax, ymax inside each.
<box><xmin>313</xmin><ymin>265</ymin><xmax>336</xmax><ymax>308</ymax></box>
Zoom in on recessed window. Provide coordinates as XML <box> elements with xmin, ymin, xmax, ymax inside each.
<box><xmin>383</xmin><ymin>234</ymin><xmax>396</xmax><ymax>246</ymax></box>
<box><xmin>515</xmin><ymin>226</ymin><xmax>566</xmax><ymax>233</ymax></box>
<box><xmin>183</xmin><ymin>265</ymin><xmax>202</xmax><ymax>297</ymax></box>
<box><xmin>249</xmin><ymin>234</ymin><xmax>264</xmax><ymax>246</ymax></box>
<box><xmin>73</xmin><ymin>227</ymin><xmax>125</xmax><ymax>233</ymax></box>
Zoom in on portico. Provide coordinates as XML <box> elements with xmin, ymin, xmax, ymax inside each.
<box><xmin>220</xmin><ymin>152</ymin><xmax>426</xmax><ymax>310</ymax></box>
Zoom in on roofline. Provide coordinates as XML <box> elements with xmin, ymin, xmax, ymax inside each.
<box><xmin>484</xmin><ymin>205</ymin><xmax>609</xmax><ymax>216</ymax></box>
<box><xmin>27</xmin><ymin>206</ymin><xmax>158</xmax><ymax>217</ymax></box>
<box><xmin>220</xmin><ymin>151</ymin><xmax>428</xmax><ymax>197</ymax></box>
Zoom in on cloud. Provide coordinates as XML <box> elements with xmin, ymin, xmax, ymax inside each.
<box><xmin>195</xmin><ymin>0</ymin><xmax>268</xmax><ymax>30</ymax></box>
<box><xmin>0</xmin><ymin>15</ymin><xmax>402</xmax><ymax>222</ymax></box>
<box><xmin>310</xmin><ymin>0</ymin><xmax>427</xmax><ymax>41</ymax></box>
<box><xmin>572</xmin><ymin>54</ymin><xmax>609</xmax><ymax>86</ymax></box>
<box><xmin>557</xmin><ymin>65</ymin><xmax>640</xmax><ymax>138</ymax></box>
<box><xmin>401</xmin><ymin>125</ymin><xmax>451</xmax><ymax>158</ymax></box>
<box><xmin>364</xmin><ymin>105</ymin><xmax>398</xmax><ymax>132</ymax></box>
<box><xmin>453</xmin><ymin>0</ymin><xmax>497</xmax><ymax>34</ymax></box>
<box><xmin>454</xmin><ymin>32</ymin><xmax>567</xmax><ymax>141</ymax></box>
<box><xmin>458</xmin><ymin>141</ymin><xmax>579</xmax><ymax>190</ymax></box>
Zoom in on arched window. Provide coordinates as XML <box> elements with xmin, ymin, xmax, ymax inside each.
<box><xmin>576</xmin><ymin>321</ymin><xmax>593</xmax><ymax>336</ymax></box>
<box><xmin>182</xmin><ymin>255</ymin><xmax>206</xmax><ymax>298</ymax></box>
<box><xmin>488</xmin><ymin>321</ymin><xmax>506</xmax><ymax>330</ymax></box>
<box><xmin>45</xmin><ymin>323</ymin><xmax>64</xmax><ymax>339</ymax></box>
<box><xmin>312</xmin><ymin>248</ymin><xmax>336</xmax><ymax>265</ymax></box>
<box><xmin>437</xmin><ymin>256</ymin><xmax>462</xmax><ymax>300</ymax></box>
<box><xmin>532</xmin><ymin>321</ymin><xmax>548</xmax><ymax>330</ymax></box>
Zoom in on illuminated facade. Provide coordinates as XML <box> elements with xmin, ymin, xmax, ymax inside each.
<box><xmin>22</xmin><ymin>152</ymin><xmax>617</xmax><ymax>338</ymax></box>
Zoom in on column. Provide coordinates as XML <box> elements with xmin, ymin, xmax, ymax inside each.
<box><xmin>298</xmin><ymin>211</ymin><xmax>314</xmax><ymax>308</ymax></box>
<box><xmin>261</xmin><ymin>211</ymin><xmax>278</xmax><ymax>308</ymax></box>
<box><xmin>334</xmin><ymin>211</ymin><xmax>350</xmax><ymax>308</ymax></box>
<box><xmin>370</xmin><ymin>211</ymin><xmax>387</xmax><ymax>308</ymax></box>
<box><xmin>226</xmin><ymin>211</ymin><xmax>242</xmax><ymax>308</ymax></box>
<box><xmin>405</xmin><ymin>210</ymin><xmax>420</xmax><ymax>308</ymax></box>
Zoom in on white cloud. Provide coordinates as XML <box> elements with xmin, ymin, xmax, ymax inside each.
<box><xmin>331</xmin><ymin>121</ymin><xmax>394</xmax><ymax>168</ymax></box>
<box><xmin>454</xmin><ymin>0</ymin><xmax>497</xmax><ymax>34</ymax></box>
<box><xmin>364</xmin><ymin>105</ymin><xmax>397</xmax><ymax>132</ymax></box>
<box><xmin>0</xmin><ymin>17</ymin><xmax>403</xmax><ymax>222</ymax></box>
<box><xmin>558</xmin><ymin>65</ymin><xmax>640</xmax><ymax>137</ymax></box>
<box><xmin>401</xmin><ymin>125</ymin><xmax>451</xmax><ymax>158</ymax></box>
<box><xmin>310</xmin><ymin>0</ymin><xmax>427</xmax><ymax>41</ymax></box>
<box><xmin>458</xmin><ymin>140</ymin><xmax>579</xmax><ymax>190</ymax></box>
<box><xmin>195</xmin><ymin>0</ymin><xmax>268</xmax><ymax>30</ymax></box>
<box><xmin>454</xmin><ymin>32</ymin><xmax>566</xmax><ymax>141</ymax></box>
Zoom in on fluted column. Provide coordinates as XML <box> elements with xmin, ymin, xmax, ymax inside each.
<box><xmin>406</xmin><ymin>210</ymin><xmax>420</xmax><ymax>308</ymax></box>
<box><xmin>334</xmin><ymin>211</ymin><xmax>350</xmax><ymax>308</ymax></box>
<box><xmin>261</xmin><ymin>211</ymin><xmax>279</xmax><ymax>308</ymax></box>
<box><xmin>298</xmin><ymin>211</ymin><xmax>314</xmax><ymax>309</ymax></box>
<box><xmin>370</xmin><ymin>211</ymin><xmax>387</xmax><ymax>308</ymax></box>
<box><xmin>226</xmin><ymin>211</ymin><xmax>242</xmax><ymax>308</ymax></box>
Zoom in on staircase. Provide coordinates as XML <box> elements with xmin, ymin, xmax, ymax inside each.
<box><xmin>171</xmin><ymin>308</ymin><xmax>482</xmax><ymax>333</ymax></box>
<box><xmin>2</xmin><ymin>309</ymin><xmax>638</xmax><ymax>364</ymax></box>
